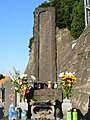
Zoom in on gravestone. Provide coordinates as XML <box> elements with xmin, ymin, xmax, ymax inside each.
<box><xmin>34</xmin><ymin>7</ymin><xmax>56</xmax><ymax>83</ymax></box>
<box><xmin>4</xmin><ymin>80</ymin><xmax>15</xmax><ymax>116</ymax></box>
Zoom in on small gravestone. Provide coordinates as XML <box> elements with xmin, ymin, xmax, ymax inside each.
<box><xmin>4</xmin><ymin>80</ymin><xmax>15</xmax><ymax>116</ymax></box>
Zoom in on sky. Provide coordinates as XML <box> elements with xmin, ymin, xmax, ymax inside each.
<box><xmin>0</xmin><ymin>0</ymin><xmax>49</xmax><ymax>76</ymax></box>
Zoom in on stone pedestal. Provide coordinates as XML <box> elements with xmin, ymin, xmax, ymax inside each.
<box><xmin>30</xmin><ymin>101</ymin><xmax>55</xmax><ymax>120</ymax></box>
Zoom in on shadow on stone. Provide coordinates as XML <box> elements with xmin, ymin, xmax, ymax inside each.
<box><xmin>25</xmin><ymin>87</ymin><xmax>34</xmax><ymax>100</ymax></box>
<box><xmin>84</xmin><ymin>110</ymin><xmax>90</xmax><ymax>120</ymax></box>
<box><xmin>25</xmin><ymin>88</ymin><xmax>34</xmax><ymax>119</ymax></box>
<box><xmin>74</xmin><ymin>108</ymin><xmax>84</xmax><ymax>120</ymax></box>
<box><xmin>84</xmin><ymin>96</ymin><xmax>90</xmax><ymax>120</ymax></box>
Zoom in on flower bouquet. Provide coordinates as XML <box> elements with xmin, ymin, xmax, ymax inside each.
<box><xmin>58</xmin><ymin>71</ymin><xmax>77</xmax><ymax>99</ymax></box>
<box><xmin>10</xmin><ymin>68</ymin><xmax>34</xmax><ymax>101</ymax></box>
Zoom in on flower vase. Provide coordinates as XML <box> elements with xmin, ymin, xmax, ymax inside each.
<box><xmin>62</xmin><ymin>97</ymin><xmax>72</xmax><ymax>116</ymax></box>
<box><xmin>17</xmin><ymin>93</ymin><xmax>20</xmax><ymax>104</ymax></box>
<box><xmin>20</xmin><ymin>94</ymin><xmax>25</xmax><ymax>102</ymax></box>
<box><xmin>17</xmin><ymin>93</ymin><xmax>25</xmax><ymax>104</ymax></box>
<box><xmin>17</xmin><ymin>93</ymin><xmax>28</xmax><ymax>110</ymax></box>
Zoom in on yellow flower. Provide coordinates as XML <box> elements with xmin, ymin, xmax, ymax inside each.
<box><xmin>59</xmin><ymin>71</ymin><xmax>77</xmax><ymax>98</ymax></box>
<box><xmin>63</xmin><ymin>75</ymin><xmax>69</xmax><ymax>79</ymax></box>
<box><xmin>67</xmin><ymin>80</ymin><xmax>71</xmax><ymax>83</ymax></box>
<box><xmin>62</xmin><ymin>80</ymin><xmax>65</xmax><ymax>83</ymax></box>
<box><xmin>67</xmin><ymin>83</ymin><xmax>71</xmax><ymax>87</ymax></box>
<box><xmin>73</xmin><ymin>76</ymin><xmax>77</xmax><ymax>81</ymax></box>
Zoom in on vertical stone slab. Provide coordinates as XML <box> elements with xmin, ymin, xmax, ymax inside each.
<box><xmin>4</xmin><ymin>80</ymin><xmax>15</xmax><ymax>116</ymax></box>
<box><xmin>0</xmin><ymin>84</ymin><xmax>2</xmax><ymax>102</ymax></box>
<box><xmin>34</xmin><ymin>7</ymin><xmax>56</xmax><ymax>83</ymax></box>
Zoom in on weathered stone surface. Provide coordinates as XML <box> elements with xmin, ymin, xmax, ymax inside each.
<box><xmin>56</xmin><ymin>28</ymin><xmax>72</xmax><ymax>76</ymax></box>
<box><xmin>59</xmin><ymin>23</ymin><xmax>90</xmax><ymax>115</ymax></box>
<box><xmin>4</xmin><ymin>80</ymin><xmax>15</xmax><ymax>116</ymax></box>
<box><xmin>25</xmin><ymin>42</ymin><xmax>35</xmax><ymax>78</ymax></box>
<box><xmin>34</xmin><ymin>89</ymin><xmax>62</xmax><ymax>101</ymax></box>
<box><xmin>25</xmin><ymin>7</ymin><xmax>57</xmax><ymax>83</ymax></box>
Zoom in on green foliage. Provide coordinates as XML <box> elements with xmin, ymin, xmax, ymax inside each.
<box><xmin>50</xmin><ymin>0</ymin><xmax>74</xmax><ymax>29</ymax></box>
<box><xmin>70</xmin><ymin>0</ymin><xmax>85</xmax><ymax>39</ymax></box>
<box><xmin>38</xmin><ymin>1</ymin><xmax>50</xmax><ymax>7</ymax></box>
<box><xmin>55</xmin><ymin>0</ymin><xmax>71</xmax><ymax>29</ymax></box>
<box><xmin>63</xmin><ymin>87</ymin><xmax>71</xmax><ymax>99</ymax></box>
<box><xmin>50</xmin><ymin>0</ymin><xmax>60</xmax><ymax>6</ymax></box>
<box><xmin>28</xmin><ymin>36</ymin><xmax>34</xmax><ymax>53</ymax></box>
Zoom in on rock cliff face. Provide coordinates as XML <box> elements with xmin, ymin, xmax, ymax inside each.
<box><xmin>25</xmin><ymin>8</ymin><xmax>90</xmax><ymax>115</ymax></box>
<box><xmin>25</xmin><ymin>42</ymin><xmax>35</xmax><ymax>78</ymax></box>
<box><xmin>56</xmin><ymin>28</ymin><xmax>72</xmax><ymax>76</ymax></box>
<box><xmin>56</xmin><ymin>23</ymin><xmax>90</xmax><ymax>115</ymax></box>
<box><xmin>60</xmin><ymin>23</ymin><xmax>90</xmax><ymax>115</ymax></box>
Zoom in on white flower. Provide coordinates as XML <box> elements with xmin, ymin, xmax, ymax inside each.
<box><xmin>65</xmin><ymin>71</ymin><xmax>73</xmax><ymax>76</ymax></box>
<box><xmin>65</xmin><ymin>71</ymin><xmax>68</xmax><ymax>75</ymax></box>
<box><xmin>15</xmin><ymin>87</ymin><xmax>18</xmax><ymax>90</ymax></box>
<box><xmin>20</xmin><ymin>74</ymin><xmax>27</xmax><ymax>79</ymax></box>
<box><xmin>10</xmin><ymin>76</ymin><xmax>15</xmax><ymax>82</ymax></box>
<box><xmin>72</xmin><ymin>72</ymin><xmax>75</xmax><ymax>75</ymax></box>
<box><xmin>19</xmin><ymin>81</ymin><xmax>22</xmax><ymax>85</ymax></box>
<box><xmin>31</xmin><ymin>75</ymin><xmax>36</xmax><ymax>81</ymax></box>
<box><xmin>15</xmin><ymin>79</ymin><xmax>19</xmax><ymax>84</ymax></box>
<box><xmin>58</xmin><ymin>72</ymin><xmax>64</xmax><ymax>77</ymax></box>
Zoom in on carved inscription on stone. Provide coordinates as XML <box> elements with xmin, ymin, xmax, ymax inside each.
<box><xmin>34</xmin><ymin>8</ymin><xmax>56</xmax><ymax>83</ymax></box>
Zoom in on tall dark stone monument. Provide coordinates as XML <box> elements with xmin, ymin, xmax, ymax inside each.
<box><xmin>34</xmin><ymin>7</ymin><xmax>57</xmax><ymax>83</ymax></box>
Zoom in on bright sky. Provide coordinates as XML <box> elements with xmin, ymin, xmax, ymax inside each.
<box><xmin>0</xmin><ymin>0</ymin><xmax>49</xmax><ymax>75</ymax></box>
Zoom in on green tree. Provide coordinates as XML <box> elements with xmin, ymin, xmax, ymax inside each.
<box><xmin>70</xmin><ymin>0</ymin><xmax>85</xmax><ymax>39</ymax></box>
<box><xmin>28</xmin><ymin>36</ymin><xmax>34</xmax><ymax>53</ymax></box>
<box><xmin>50</xmin><ymin>0</ymin><xmax>76</xmax><ymax>30</ymax></box>
<box><xmin>38</xmin><ymin>1</ymin><xmax>50</xmax><ymax>7</ymax></box>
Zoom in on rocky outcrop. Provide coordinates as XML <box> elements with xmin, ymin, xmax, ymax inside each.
<box><xmin>25</xmin><ymin>7</ymin><xmax>90</xmax><ymax>116</ymax></box>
